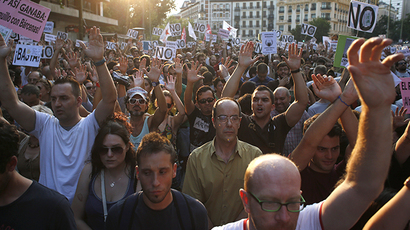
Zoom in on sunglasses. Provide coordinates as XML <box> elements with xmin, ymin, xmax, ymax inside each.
<box><xmin>398</xmin><ymin>62</ymin><xmax>406</xmax><ymax>65</ymax></box>
<box><xmin>100</xmin><ymin>146</ymin><xmax>124</xmax><ymax>155</ymax></box>
<box><xmin>167</xmin><ymin>103</ymin><xmax>173</xmax><ymax>108</ymax></box>
<box><xmin>128</xmin><ymin>98</ymin><xmax>147</xmax><ymax>105</ymax></box>
<box><xmin>198</xmin><ymin>98</ymin><xmax>215</xmax><ymax>104</ymax></box>
<box><xmin>86</xmin><ymin>86</ymin><xmax>96</xmax><ymax>90</ymax></box>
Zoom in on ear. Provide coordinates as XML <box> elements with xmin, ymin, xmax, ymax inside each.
<box><xmin>7</xmin><ymin>156</ymin><xmax>18</xmax><ymax>172</ymax></box>
<box><xmin>212</xmin><ymin>117</ymin><xmax>216</xmax><ymax>129</ymax></box>
<box><xmin>172</xmin><ymin>163</ymin><xmax>177</xmax><ymax>178</ymax></box>
<box><xmin>77</xmin><ymin>96</ymin><xmax>83</xmax><ymax>107</ymax></box>
<box><xmin>136</xmin><ymin>166</ymin><xmax>140</xmax><ymax>180</ymax></box>
<box><xmin>271</xmin><ymin>103</ymin><xmax>275</xmax><ymax>112</ymax></box>
<box><xmin>240</xmin><ymin>189</ymin><xmax>251</xmax><ymax>214</ymax></box>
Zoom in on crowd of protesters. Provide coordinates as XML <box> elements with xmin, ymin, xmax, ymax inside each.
<box><xmin>1</xmin><ymin>26</ymin><xmax>410</xmax><ymax>230</ymax></box>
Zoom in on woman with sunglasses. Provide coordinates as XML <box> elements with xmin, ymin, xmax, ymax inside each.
<box><xmin>72</xmin><ymin>113</ymin><xmax>140</xmax><ymax>230</ymax></box>
<box><xmin>35</xmin><ymin>78</ymin><xmax>52</xmax><ymax>103</ymax></box>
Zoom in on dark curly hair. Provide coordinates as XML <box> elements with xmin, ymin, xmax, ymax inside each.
<box><xmin>90</xmin><ymin>112</ymin><xmax>137</xmax><ymax>178</ymax></box>
<box><xmin>136</xmin><ymin>132</ymin><xmax>176</xmax><ymax>166</ymax></box>
<box><xmin>0</xmin><ymin>120</ymin><xmax>20</xmax><ymax>173</ymax></box>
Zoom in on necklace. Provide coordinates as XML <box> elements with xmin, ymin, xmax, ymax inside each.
<box><xmin>108</xmin><ymin>174</ymin><xmax>121</xmax><ymax>188</ymax></box>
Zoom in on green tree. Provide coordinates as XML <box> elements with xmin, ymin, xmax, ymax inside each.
<box><xmin>309</xmin><ymin>18</ymin><xmax>331</xmax><ymax>43</ymax></box>
<box><xmin>290</xmin><ymin>25</ymin><xmax>304</xmax><ymax>42</ymax></box>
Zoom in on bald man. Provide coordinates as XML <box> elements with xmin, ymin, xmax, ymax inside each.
<box><xmin>213</xmin><ymin>37</ymin><xmax>404</xmax><ymax>230</ymax></box>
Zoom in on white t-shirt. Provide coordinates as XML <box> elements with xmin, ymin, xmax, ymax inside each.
<box><xmin>212</xmin><ymin>202</ymin><xmax>323</xmax><ymax>230</ymax></box>
<box><xmin>30</xmin><ymin>111</ymin><xmax>99</xmax><ymax>203</ymax></box>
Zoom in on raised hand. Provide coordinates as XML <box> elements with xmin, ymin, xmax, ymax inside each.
<box><xmin>187</xmin><ymin>61</ymin><xmax>203</xmax><ymax>83</ymax></box>
<box><xmin>74</xmin><ymin>64</ymin><xmax>88</xmax><ymax>84</ymax></box>
<box><xmin>165</xmin><ymin>75</ymin><xmax>176</xmax><ymax>92</ymax></box>
<box><xmin>90</xmin><ymin>66</ymin><xmax>99</xmax><ymax>82</ymax></box>
<box><xmin>131</xmin><ymin>69</ymin><xmax>144</xmax><ymax>88</ymax></box>
<box><xmin>311</xmin><ymin>74</ymin><xmax>342</xmax><ymax>102</ymax></box>
<box><xmin>392</xmin><ymin>107</ymin><xmax>410</xmax><ymax>130</ymax></box>
<box><xmin>80</xmin><ymin>26</ymin><xmax>104</xmax><ymax>62</ymax></box>
<box><xmin>0</xmin><ymin>34</ymin><xmax>11</xmax><ymax>59</ymax></box>
<box><xmin>238</xmin><ymin>42</ymin><xmax>259</xmax><ymax>68</ymax></box>
<box><xmin>119</xmin><ymin>56</ymin><xmax>128</xmax><ymax>74</ymax></box>
<box><xmin>139</xmin><ymin>58</ymin><xmax>147</xmax><ymax>70</ymax></box>
<box><xmin>143</xmin><ymin>58</ymin><xmax>162</xmax><ymax>83</ymax></box>
<box><xmin>282</xmin><ymin>43</ymin><xmax>302</xmax><ymax>71</ymax></box>
<box><xmin>341</xmin><ymin>79</ymin><xmax>359</xmax><ymax>105</ymax></box>
<box><xmin>347</xmin><ymin>37</ymin><xmax>404</xmax><ymax>108</ymax></box>
<box><xmin>173</xmin><ymin>57</ymin><xmax>183</xmax><ymax>74</ymax></box>
<box><xmin>54</xmin><ymin>38</ymin><xmax>65</xmax><ymax>50</ymax></box>
<box><xmin>67</xmin><ymin>51</ymin><xmax>79</xmax><ymax>69</ymax></box>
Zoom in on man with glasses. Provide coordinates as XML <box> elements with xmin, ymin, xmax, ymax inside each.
<box><xmin>184</xmin><ymin>61</ymin><xmax>217</xmax><ymax>151</ymax></box>
<box><xmin>394</xmin><ymin>59</ymin><xmax>409</xmax><ymax>78</ymax></box>
<box><xmin>214</xmin><ymin>37</ymin><xmax>403</xmax><ymax>230</ymax></box>
<box><xmin>183</xmin><ymin>98</ymin><xmax>262</xmax><ymax>228</ymax></box>
<box><xmin>125</xmin><ymin>58</ymin><xmax>167</xmax><ymax>149</ymax></box>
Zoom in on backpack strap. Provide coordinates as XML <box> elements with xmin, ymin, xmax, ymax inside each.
<box><xmin>173</xmin><ymin>190</ymin><xmax>195</xmax><ymax>230</ymax></box>
<box><xmin>117</xmin><ymin>192</ymin><xmax>140</xmax><ymax>230</ymax></box>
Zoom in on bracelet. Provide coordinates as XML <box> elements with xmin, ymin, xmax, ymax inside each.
<box><xmin>405</xmin><ymin>177</ymin><xmax>410</xmax><ymax>190</ymax></box>
<box><xmin>94</xmin><ymin>58</ymin><xmax>106</xmax><ymax>67</ymax></box>
<box><xmin>291</xmin><ymin>68</ymin><xmax>300</xmax><ymax>74</ymax></box>
<box><xmin>152</xmin><ymin>81</ymin><xmax>160</xmax><ymax>87</ymax></box>
<box><xmin>338</xmin><ymin>95</ymin><xmax>350</xmax><ymax>107</ymax></box>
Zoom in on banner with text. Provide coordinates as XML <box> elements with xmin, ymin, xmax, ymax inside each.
<box><xmin>12</xmin><ymin>44</ymin><xmax>42</xmax><ymax>67</ymax></box>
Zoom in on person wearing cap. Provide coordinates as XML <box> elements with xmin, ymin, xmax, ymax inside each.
<box><xmin>125</xmin><ymin>58</ymin><xmax>167</xmax><ymax>149</ymax></box>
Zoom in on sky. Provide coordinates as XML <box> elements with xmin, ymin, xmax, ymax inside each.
<box><xmin>169</xmin><ymin>0</ymin><xmax>185</xmax><ymax>15</ymax></box>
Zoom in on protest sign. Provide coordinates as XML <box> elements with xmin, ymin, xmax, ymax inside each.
<box><xmin>330</xmin><ymin>40</ymin><xmax>338</xmax><ymax>52</ymax></box>
<box><xmin>348</xmin><ymin>0</ymin><xmax>378</xmax><ymax>33</ymax></box>
<box><xmin>169</xmin><ymin>23</ymin><xmax>182</xmax><ymax>36</ymax></box>
<box><xmin>211</xmin><ymin>34</ymin><xmax>217</xmax><ymax>43</ymax></box>
<box><xmin>106</xmin><ymin>41</ymin><xmax>116</xmax><ymax>50</ymax></box>
<box><xmin>127</xmin><ymin>29</ymin><xmax>138</xmax><ymax>39</ymax></box>
<box><xmin>272</xmin><ymin>30</ymin><xmax>282</xmax><ymax>38</ymax></box>
<box><xmin>282</xmin><ymin>35</ymin><xmax>294</xmax><ymax>43</ymax></box>
<box><xmin>10</xmin><ymin>32</ymin><xmax>19</xmax><ymax>41</ymax></box>
<box><xmin>57</xmin><ymin>31</ymin><xmax>68</xmax><ymax>41</ymax></box>
<box><xmin>142</xmin><ymin>41</ymin><xmax>150</xmax><ymax>51</ymax></box>
<box><xmin>44</xmin><ymin>21</ymin><xmax>53</xmax><ymax>33</ymax></box>
<box><xmin>391</xmin><ymin>46</ymin><xmax>397</xmax><ymax>54</ymax></box>
<box><xmin>152</xmin><ymin>27</ymin><xmax>163</xmax><ymax>36</ymax></box>
<box><xmin>298</xmin><ymin>42</ymin><xmax>304</xmax><ymax>48</ymax></box>
<box><xmin>12</xmin><ymin>44</ymin><xmax>42</xmax><ymax>67</ymax></box>
<box><xmin>154</xmin><ymin>46</ymin><xmax>176</xmax><ymax>60</ymax></box>
<box><xmin>334</xmin><ymin>35</ymin><xmax>358</xmax><ymax>68</ymax></box>
<box><xmin>45</xmin><ymin>34</ymin><xmax>56</xmax><ymax>43</ymax></box>
<box><xmin>194</xmin><ymin>23</ymin><xmax>206</xmax><ymax>33</ymax></box>
<box><xmin>41</xmin><ymin>45</ymin><xmax>53</xmax><ymax>59</ymax></box>
<box><xmin>261</xmin><ymin>32</ymin><xmax>277</xmax><ymax>54</ymax></box>
<box><xmin>399</xmin><ymin>78</ymin><xmax>410</xmax><ymax>114</ymax></box>
<box><xmin>301</xmin><ymin>23</ymin><xmax>317</xmax><ymax>37</ymax></box>
<box><xmin>120</xmin><ymin>42</ymin><xmax>127</xmax><ymax>50</ymax></box>
<box><xmin>187</xmin><ymin>42</ymin><xmax>196</xmax><ymax>48</ymax></box>
<box><xmin>166</xmin><ymin>41</ymin><xmax>178</xmax><ymax>50</ymax></box>
<box><xmin>0</xmin><ymin>0</ymin><xmax>51</xmax><ymax>41</ymax></box>
<box><xmin>218</xmin><ymin>28</ymin><xmax>230</xmax><ymax>40</ymax></box>
<box><xmin>0</xmin><ymin>25</ymin><xmax>12</xmax><ymax>41</ymax></box>
<box><xmin>176</xmin><ymin>39</ymin><xmax>186</xmax><ymax>49</ymax></box>
<box><xmin>254</xmin><ymin>42</ymin><xmax>262</xmax><ymax>54</ymax></box>
<box><xmin>398</xmin><ymin>47</ymin><xmax>410</xmax><ymax>57</ymax></box>
<box><xmin>232</xmin><ymin>37</ymin><xmax>241</xmax><ymax>46</ymax></box>
<box><xmin>75</xmin><ymin>39</ymin><xmax>87</xmax><ymax>48</ymax></box>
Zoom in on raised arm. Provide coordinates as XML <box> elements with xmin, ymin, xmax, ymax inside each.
<box><xmin>173</xmin><ymin>57</ymin><xmax>184</xmax><ymax>97</ymax></box>
<box><xmin>184</xmin><ymin>61</ymin><xmax>203</xmax><ymax>115</ymax></box>
<box><xmin>80</xmin><ymin>27</ymin><xmax>117</xmax><ymax>125</ymax></box>
<box><xmin>50</xmin><ymin>38</ymin><xmax>64</xmax><ymax>79</ymax></box>
<box><xmin>221</xmin><ymin>42</ymin><xmax>258</xmax><ymax>98</ymax></box>
<box><xmin>395</xmin><ymin>119</ymin><xmax>410</xmax><ymax>165</ymax></box>
<box><xmin>165</xmin><ymin>75</ymin><xmax>186</xmax><ymax>130</ymax></box>
<box><xmin>321</xmin><ymin>37</ymin><xmax>405</xmax><ymax>230</ymax></box>
<box><xmin>281</xmin><ymin>43</ymin><xmax>309</xmax><ymax>127</ymax></box>
<box><xmin>290</xmin><ymin>76</ymin><xmax>358</xmax><ymax>171</ymax></box>
<box><xmin>144</xmin><ymin>58</ymin><xmax>167</xmax><ymax>132</ymax></box>
<box><xmin>0</xmin><ymin>34</ymin><xmax>36</xmax><ymax>131</ymax></box>
<box><xmin>363</xmin><ymin>178</ymin><xmax>410</xmax><ymax>230</ymax></box>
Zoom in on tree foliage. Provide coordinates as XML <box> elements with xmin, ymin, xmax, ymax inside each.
<box><xmin>309</xmin><ymin>18</ymin><xmax>331</xmax><ymax>43</ymax></box>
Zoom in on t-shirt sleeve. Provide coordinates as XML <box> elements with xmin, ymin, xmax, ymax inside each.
<box><xmin>187</xmin><ymin>195</ymin><xmax>209</xmax><ymax>230</ymax></box>
<box><xmin>49</xmin><ymin>195</ymin><xmax>77</xmax><ymax>230</ymax></box>
<box><xmin>296</xmin><ymin>202</ymin><xmax>324</xmax><ymax>230</ymax></box>
<box><xmin>29</xmin><ymin>110</ymin><xmax>52</xmax><ymax>138</ymax></box>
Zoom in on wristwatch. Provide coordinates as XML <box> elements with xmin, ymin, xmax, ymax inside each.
<box><xmin>152</xmin><ymin>81</ymin><xmax>160</xmax><ymax>87</ymax></box>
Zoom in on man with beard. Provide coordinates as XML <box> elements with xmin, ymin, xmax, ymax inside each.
<box><xmin>213</xmin><ymin>37</ymin><xmax>403</xmax><ymax>230</ymax></box>
<box><xmin>125</xmin><ymin>58</ymin><xmax>167</xmax><ymax>149</ymax></box>
<box><xmin>106</xmin><ymin>133</ymin><xmax>208</xmax><ymax>230</ymax></box>
<box><xmin>394</xmin><ymin>59</ymin><xmax>409</xmax><ymax>78</ymax></box>
<box><xmin>183</xmin><ymin>98</ymin><xmax>262</xmax><ymax>228</ymax></box>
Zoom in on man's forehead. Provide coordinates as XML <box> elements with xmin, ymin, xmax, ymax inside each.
<box><xmin>51</xmin><ymin>83</ymin><xmax>74</xmax><ymax>96</ymax></box>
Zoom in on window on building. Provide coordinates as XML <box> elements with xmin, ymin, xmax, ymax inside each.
<box><xmin>242</xmin><ymin>21</ymin><xmax>246</xmax><ymax>27</ymax></box>
<box><xmin>257</xmin><ymin>2</ymin><xmax>260</xmax><ymax>8</ymax></box>
<box><xmin>226</xmin><ymin>3</ymin><xmax>229</xmax><ymax>9</ymax></box>
<box><xmin>250</xmin><ymin>12</ymin><xmax>253</xmax><ymax>18</ymax></box>
<box><xmin>243</xmin><ymin>3</ymin><xmax>246</xmax><ymax>8</ymax></box>
<box><xmin>256</xmin><ymin>21</ymin><xmax>260</xmax><ymax>27</ymax></box>
<box><xmin>288</xmin><ymin>25</ymin><xmax>291</xmax><ymax>31</ymax></box>
<box><xmin>256</xmin><ymin>29</ymin><xmax>259</xmax><ymax>35</ymax></box>
<box><xmin>256</xmin><ymin>11</ymin><xmax>260</xmax><ymax>17</ymax></box>
<box><xmin>249</xmin><ymin>21</ymin><xmax>253</xmax><ymax>27</ymax></box>
<box><xmin>311</xmin><ymin>13</ymin><xmax>316</xmax><ymax>18</ymax></box>
<box><xmin>263</xmin><ymin>11</ymin><xmax>266</xmax><ymax>17</ymax></box>
<box><xmin>311</xmin><ymin>3</ymin><xmax>316</xmax><ymax>10</ymax></box>
<box><xmin>288</xmin><ymin>15</ymin><xmax>292</xmax><ymax>22</ymax></box>
<box><xmin>321</xmin><ymin>13</ymin><xmax>330</xmax><ymax>19</ymax></box>
<box><xmin>250</xmin><ymin>2</ymin><xmax>253</xmax><ymax>8</ymax></box>
<box><xmin>242</xmin><ymin>30</ymin><xmax>246</xmax><ymax>35</ymax></box>
<box><xmin>297</xmin><ymin>5</ymin><xmax>300</xmax><ymax>11</ymax></box>
<box><xmin>213</xmin><ymin>13</ymin><xmax>216</xmax><ymax>17</ymax></box>
<box><xmin>305</xmin><ymin>4</ymin><xmax>308</xmax><ymax>11</ymax></box>
<box><xmin>263</xmin><ymin>1</ymin><xmax>266</xmax><ymax>8</ymax></box>
<box><xmin>279</xmin><ymin>15</ymin><xmax>284</xmax><ymax>20</ymax></box>
<box><xmin>279</xmin><ymin>6</ymin><xmax>284</xmax><ymax>13</ymax></box>
<box><xmin>279</xmin><ymin>25</ymin><xmax>284</xmax><ymax>31</ymax></box>
<box><xmin>263</xmin><ymin>20</ymin><xmax>266</xmax><ymax>27</ymax></box>
<box><xmin>236</xmin><ymin>3</ymin><xmax>239</xmax><ymax>7</ymax></box>
<box><xmin>243</xmin><ymin>12</ymin><xmax>246</xmax><ymax>17</ymax></box>
<box><xmin>288</xmin><ymin>5</ymin><xmax>292</xmax><ymax>12</ymax></box>
<box><xmin>221</xmin><ymin>4</ymin><xmax>224</xmax><ymax>9</ymax></box>
<box><xmin>304</xmin><ymin>14</ymin><xmax>308</xmax><ymax>20</ymax></box>
<box><xmin>249</xmin><ymin>30</ymin><xmax>253</xmax><ymax>36</ymax></box>
<box><xmin>226</xmin><ymin>13</ymin><xmax>230</xmax><ymax>18</ymax></box>
<box><xmin>321</xmin><ymin>2</ymin><xmax>331</xmax><ymax>9</ymax></box>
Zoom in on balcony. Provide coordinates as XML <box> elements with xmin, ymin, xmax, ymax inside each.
<box><xmin>296</xmin><ymin>19</ymin><xmax>300</xmax><ymax>22</ymax></box>
<box><xmin>234</xmin><ymin>16</ymin><xmax>241</xmax><ymax>20</ymax></box>
<box><xmin>305</xmin><ymin>8</ymin><xmax>308</xmax><ymax>11</ymax></box>
<box><xmin>249</xmin><ymin>6</ymin><xmax>253</xmax><ymax>9</ymax></box>
<box><xmin>296</xmin><ymin>9</ymin><xmax>300</xmax><ymax>12</ymax></box>
<box><xmin>288</xmin><ymin>9</ymin><xmax>292</xmax><ymax>12</ymax></box>
<box><xmin>268</xmin><ymin>14</ymin><xmax>274</xmax><ymax>19</ymax></box>
<box><xmin>311</xmin><ymin>7</ymin><xmax>316</xmax><ymax>10</ymax></box>
<box><xmin>242</xmin><ymin>15</ymin><xmax>247</xmax><ymax>18</ymax></box>
<box><xmin>249</xmin><ymin>15</ymin><xmax>253</xmax><ymax>18</ymax></box>
<box><xmin>234</xmin><ymin>7</ymin><xmax>241</xmax><ymax>11</ymax></box>
<box><xmin>255</xmin><ymin>15</ymin><xmax>260</xmax><ymax>18</ymax></box>
<box><xmin>321</xmin><ymin>7</ymin><xmax>331</xmax><ymax>10</ymax></box>
<box><xmin>304</xmin><ymin>18</ymin><xmax>308</xmax><ymax>21</ymax></box>
<box><xmin>279</xmin><ymin>10</ymin><xmax>284</xmax><ymax>13</ymax></box>
<box><xmin>324</xmin><ymin>17</ymin><xmax>331</xmax><ymax>20</ymax></box>
<box><xmin>242</xmin><ymin>6</ymin><xmax>247</xmax><ymax>9</ymax></box>
<box><xmin>287</xmin><ymin>19</ymin><xmax>292</xmax><ymax>22</ymax></box>
<box><xmin>256</xmin><ymin>5</ymin><xmax>260</xmax><ymax>9</ymax></box>
<box><xmin>242</xmin><ymin>25</ymin><xmax>247</xmax><ymax>28</ymax></box>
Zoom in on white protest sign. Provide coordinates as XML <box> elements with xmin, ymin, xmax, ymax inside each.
<box><xmin>120</xmin><ymin>42</ymin><xmax>127</xmax><ymax>50</ymax></box>
<box><xmin>0</xmin><ymin>25</ymin><xmax>12</xmax><ymax>41</ymax></box>
<box><xmin>301</xmin><ymin>23</ymin><xmax>317</xmax><ymax>37</ymax></box>
<box><xmin>44</xmin><ymin>34</ymin><xmax>56</xmax><ymax>43</ymax></box>
<box><xmin>43</xmin><ymin>21</ymin><xmax>54</xmax><ymax>33</ymax></box>
<box><xmin>331</xmin><ymin>40</ymin><xmax>338</xmax><ymax>52</ymax></box>
<box><xmin>282</xmin><ymin>35</ymin><xmax>294</xmax><ymax>43</ymax></box>
<box><xmin>177</xmin><ymin>39</ymin><xmax>186</xmax><ymax>49</ymax></box>
<box><xmin>194</xmin><ymin>23</ymin><xmax>206</xmax><ymax>33</ymax></box>
<box><xmin>41</xmin><ymin>45</ymin><xmax>53</xmax><ymax>59</ymax></box>
<box><xmin>10</xmin><ymin>32</ymin><xmax>19</xmax><ymax>41</ymax></box>
<box><xmin>187</xmin><ymin>42</ymin><xmax>196</xmax><ymax>48</ymax></box>
<box><xmin>154</xmin><ymin>46</ymin><xmax>176</xmax><ymax>60</ymax></box>
<box><xmin>391</xmin><ymin>47</ymin><xmax>397</xmax><ymax>54</ymax></box>
<box><xmin>218</xmin><ymin>28</ymin><xmax>230</xmax><ymax>40</ymax></box>
<box><xmin>152</xmin><ymin>27</ymin><xmax>163</xmax><ymax>36</ymax></box>
<box><xmin>12</xmin><ymin>44</ymin><xmax>42</xmax><ymax>67</ymax></box>
<box><xmin>75</xmin><ymin>39</ymin><xmax>87</xmax><ymax>47</ymax></box>
<box><xmin>211</xmin><ymin>34</ymin><xmax>217</xmax><ymax>43</ymax></box>
<box><xmin>166</xmin><ymin>41</ymin><xmax>178</xmax><ymax>50</ymax></box>
<box><xmin>0</xmin><ymin>0</ymin><xmax>51</xmax><ymax>41</ymax></box>
<box><xmin>127</xmin><ymin>29</ymin><xmax>139</xmax><ymax>39</ymax></box>
<box><xmin>348</xmin><ymin>0</ymin><xmax>378</xmax><ymax>33</ymax></box>
<box><xmin>255</xmin><ymin>42</ymin><xmax>262</xmax><ymax>54</ymax></box>
<box><xmin>169</xmin><ymin>23</ymin><xmax>182</xmax><ymax>36</ymax></box>
<box><xmin>272</xmin><ymin>30</ymin><xmax>282</xmax><ymax>38</ymax></box>
<box><xmin>298</xmin><ymin>42</ymin><xmax>304</xmax><ymax>48</ymax></box>
<box><xmin>232</xmin><ymin>37</ymin><xmax>241</xmax><ymax>46</ymax></box>
<box><xmin>106</xmin><ymin>41</ymin><xmax>116</xmax><ymax>50</ymax></box>
<box><xmin>261</xmin><ymin>32</ymin><xmax>277</xmax><ymax>54</ymax></box>
<box><xmin>398</xmin><ymin>48</ymin><xmax>410</xmax><ymax>57</ymax></box>
<box><xmin>57</xmin><ymin>31</ymin><xmax>68</xmax><ymax>41</ymax></box>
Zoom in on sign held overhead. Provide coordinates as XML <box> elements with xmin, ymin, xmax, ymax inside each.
<box><xmin>348</xmin><ymin>0</ymin><xmax>378</xmax><ymax>33</ymax></box>
<box><xmin>301</xmin><ymin>23</ymin><xmax>317</xmax><ymax>37</ymax></box>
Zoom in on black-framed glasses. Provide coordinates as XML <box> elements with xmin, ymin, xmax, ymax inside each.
<box><xmin>128</xmin><ymin>98</ymin><xmax>147</xmax><ymax>105</ymax></box>
<box><xmin>248</xmin><ymin>192</ymin><xmax>305</xmax><ymax>212</ymax></box>
<box><xmin>198</xmin><ymin>98</ymin><xmax>215</xmax><ymax>104</ymax></box>
<box><xmin>216</xmin><ymin>115</ymin><xmax>240</xmax><ymax>123</ymax></box>
<box><xmin>99</xmin><ymin>146</ymin><xmax>125</xmax><ymax>155</ymax></box>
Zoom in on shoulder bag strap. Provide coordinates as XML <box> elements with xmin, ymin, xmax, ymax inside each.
<box><xmin>101</xmin><ymin>169</ymin><xmax>108</xmax><ymax>222</ymax></box>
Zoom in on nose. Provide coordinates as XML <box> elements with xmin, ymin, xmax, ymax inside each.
<box><xmin>275</xmin><ymin>205</ymin><xmax>291</xmax><ymax>223</ymax></box>
<box><xmin>107</xmin><ymin>149</ymin><xmax>114</xmax><ymax>157</ymax></box>
<box><xmin>325</xmin><ymin>149</ymin><xmax>333</xmax><ymax>159</ymax></box>
<box><xmin>152</xmin><ymin>173</ymin><xmax>160</xmax><ymax>187</ymax></box>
